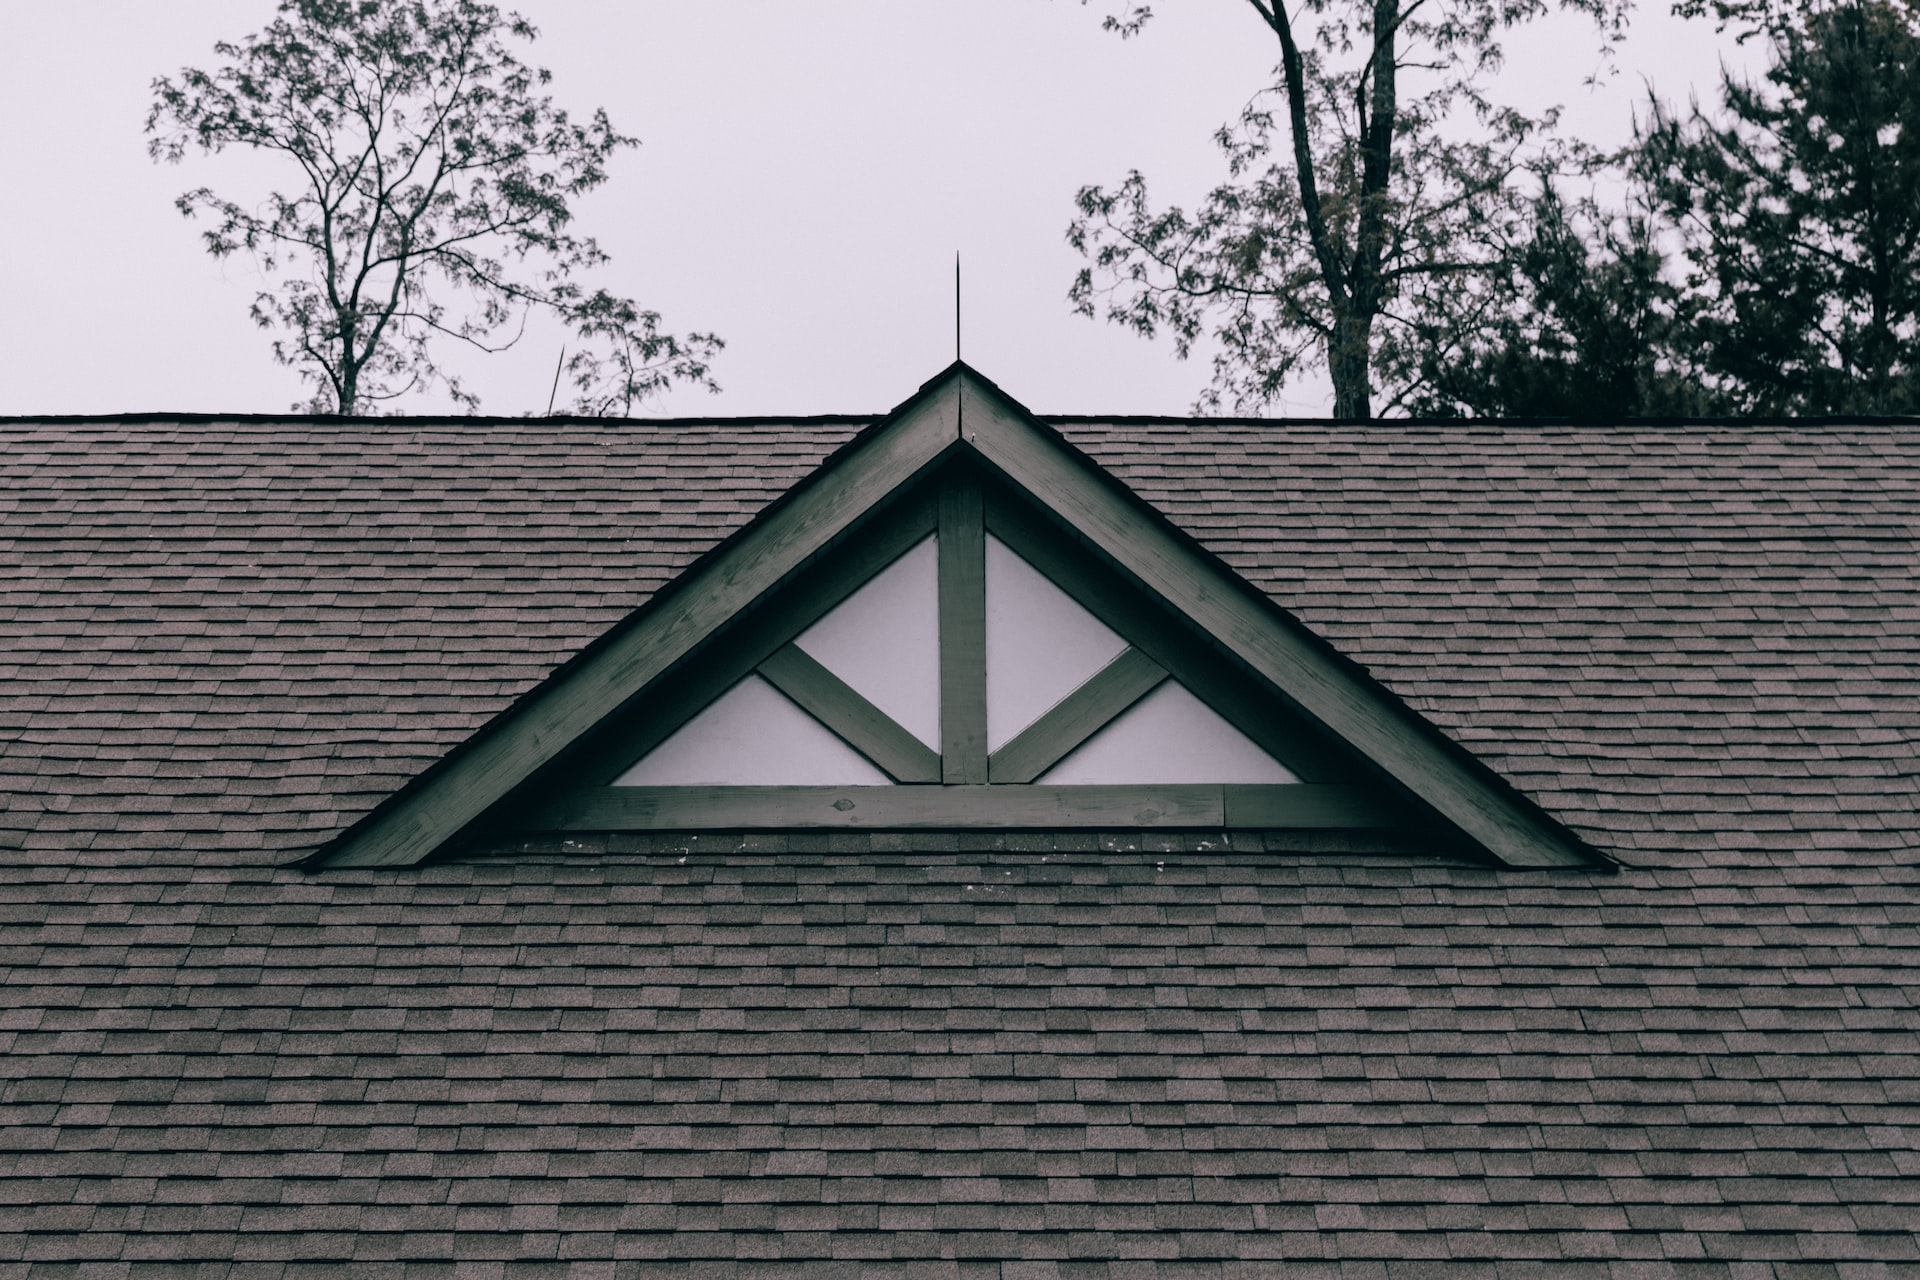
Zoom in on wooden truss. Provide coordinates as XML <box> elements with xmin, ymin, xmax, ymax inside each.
<box><xmin>514</xmin><ymin>460</ymin><xmax>1395</xmax><ymax>835</ymax></box>
<box><xmin>309</xmin><ymin>365</ymin><xmax>1605</xmax><ymax>869</ymax></box>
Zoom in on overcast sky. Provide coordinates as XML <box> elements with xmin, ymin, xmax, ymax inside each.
<box><xmin>0</xmin><ymin>1</ymin><xmax>1759</xmax><ymax>418</ymax></box>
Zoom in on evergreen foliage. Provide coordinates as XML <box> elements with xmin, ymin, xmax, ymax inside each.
<box><xmin>1067</xmin><ymin>0</ymin><xmax>1626</xmax><ymax>418</ymax></box>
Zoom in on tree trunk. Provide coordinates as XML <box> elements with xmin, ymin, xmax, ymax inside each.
<box><xmin>1329</xmin><ymin>310</ymin><xmax>1374</xmax><ymax>418</ymax></box>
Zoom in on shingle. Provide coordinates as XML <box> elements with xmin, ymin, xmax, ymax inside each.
<box><xmin>2</xmin><ymin>414</ymin><xmax>1917</xmax><ymax>1273</ymax></box>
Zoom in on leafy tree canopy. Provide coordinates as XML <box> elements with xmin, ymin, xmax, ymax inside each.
<box><xmin>149</xmin><ymin>0</ymin><xmax>719</xmax><ymax>415</ymax></box>
<box><xmin>1405</xmin><ymin>182</ymin><xmax>1715</xmax><ymax>416</ymax></box>
<box><xmin>1068</xmin><ymin>0</ymin><xmax>1626</xmax><ymax>418</ymax></box>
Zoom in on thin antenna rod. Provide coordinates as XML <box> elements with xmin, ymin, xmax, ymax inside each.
<box><xmin>955</xmin><ymin>252</ymin><xmax>961</xmax><ymax>363</ymax></box>
<box><xmin>545</xmin><ymin>346</ymin><xmax>566</xmax><ymax>416</ymax></box>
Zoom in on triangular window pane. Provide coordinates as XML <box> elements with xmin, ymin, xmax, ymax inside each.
<box><xmin>1037</xmin><ymin>681</ymin><xmax>1298</xmax><ymax>785</ymax></box>
<box><xmin>986</xmin><ymin>534</ymin><xmax>1128</xmax><ymax>751</ymax></box>
<box><xmin>794</xmin><ymin>536</ymin><xmax>940</xmax><ymax>749</ymax></box>
<box><xmin>615</xmin><ymin>675</ymin><xmax>891</xmax><ymax>786</ymax></box>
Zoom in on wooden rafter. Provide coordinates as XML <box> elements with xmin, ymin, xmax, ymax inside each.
<box><xmin>987</xmin><ymin>647</ymin><xmax>1167</xmax><ymax>785</ymax></box>
<box><xmin>959</xmin><ymin>372</ymin><xmax>1603</xmax><ymax>868</ymax></box>
<box><xmin>582</xmin><ymin>491</ymin><xmax>940</xmax><ymax>787</ymax></box>
<box><xmin>757</xmin><ymin>644</ymin><xmax>940</xmax><ymax>784</ymax></box>
<box><xmin>311</xmin><ymin>374</ymin><xmax>960</xmax><ymax>868</ymax></box>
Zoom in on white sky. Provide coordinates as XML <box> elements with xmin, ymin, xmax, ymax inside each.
<box><xmin>0</xmin><ymin>1</ymin><xmax>1759</xmax><ymax>417</ymax></box>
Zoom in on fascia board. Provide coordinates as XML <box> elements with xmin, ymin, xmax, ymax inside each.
<box><xmin>308</xmin><ymin>375</ymin><xmax>965</xmax><ymax>869</ymax></box>
<box><xmin>956</xmin><ymin>372</ymin><xmax>1606</xmax><ymax>870</ymax></box>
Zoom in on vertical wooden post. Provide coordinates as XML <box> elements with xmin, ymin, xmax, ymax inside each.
<box><xmin>938</xmin><ymin>476</ymin><xmax>988</xmax><ymax>782</ymax></box>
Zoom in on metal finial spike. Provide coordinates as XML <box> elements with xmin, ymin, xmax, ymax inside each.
<box><xmin>955</xmin><ymin>252</ymin><xmax>961</xmax><ymax>364</ymax></box>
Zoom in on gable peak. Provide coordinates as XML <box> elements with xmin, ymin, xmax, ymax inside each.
<box><xmin>308</xmin><ymin>374</ymin><xmax>1605</xmax><ymax>872</ymax></box>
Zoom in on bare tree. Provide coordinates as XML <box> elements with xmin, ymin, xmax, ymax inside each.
<box><xmin>149</xmin><ymin>0</ymin><xmax>719</xmax><ymax>414</ymax></box>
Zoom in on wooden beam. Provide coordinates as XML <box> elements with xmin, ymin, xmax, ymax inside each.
<box><xmin>960</xmin><ymin>372</ymin><xmax>1601</xmax><ymax>869</ymax></box>
<box><xmin>758</xmin><ymin>644</ymin><xmax>942</xmax><ymax>784</ymax></box>
<box><xmin>938</xmin><ymin>477</ymin><xmax>987</xmax><ymax>783</ymax></box>
<box><xmin>314</xmin><ymin>379</ymin><xmax>964</xmax><ymax>868</ymax></box>
<box><xmin>532</xmin><ymin>783</ymin><xmax>1395</xmax><ymax>831</ymax></box>
<box><xmin>987</xmin><ymin>647</ymin><xmax>1166</xmax><ymax>784</ymax></box>
<box><xmin>984</xmin><ymin>492</ymin><xmax>1344</xmax><ymax>783</ymax></box>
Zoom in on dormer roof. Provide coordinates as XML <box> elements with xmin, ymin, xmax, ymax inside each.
<box><xmin>305</xmin><ymin>365</ymin><xmax>1604</xmax><ymax>870</ymax></box>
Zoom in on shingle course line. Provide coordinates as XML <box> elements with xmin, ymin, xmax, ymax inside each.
<box><xmin>1</xmin><ymin>405</ymin><xmax>1915</xmax><ymax>1266</ymax></box>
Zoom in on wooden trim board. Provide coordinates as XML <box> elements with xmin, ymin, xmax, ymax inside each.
<box><xmin>758</xmin><ymin>644</ymin><xmax>941</xmax><ymax>784</ymax></box>
<box><xmin>937</xmin><ymin>477</ymin><xmax>988</xmax><ymax>783</ymax></box>
<box><xmin>987</xmin><ymin>646</ymin><xmax>1166</xmax><ymax>784</ymax></box>
<box><xmin>535</xmin><ymin>783</ymin><xmax>1397</xmax><ymax>831</ymax></box>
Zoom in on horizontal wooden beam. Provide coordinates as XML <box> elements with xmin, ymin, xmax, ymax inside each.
<box><xmin>1223</xmin><ymin>784</ymin><xmax>1409</xmax><ymax>829</ymax></box>
<box><xmin>758</xmin><ymin>644</ymin><xmax>941</xmax><ymax>784</ymax></box>
<box><xmin>988</xmin><ymin>647</ymin><xmax>1166</xmax><ymax>784</ymax></box>
<box><xmin>531</xmin><ymin>783</ymin><xmax>1402</xmax><ymax>831</ymax></box>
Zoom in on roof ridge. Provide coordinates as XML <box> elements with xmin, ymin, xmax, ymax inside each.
<box><xmin>0</xmin><ymin>413</ymin><xmax>883</xmax><ymax>429</ymax></box>
<box><xmin>1048</xmin><ymin>414</ymin><xmax>1920</xmax><ymax>428</ymax></box>
<box><xmin>5</xmin><ymin>530</ymin><xmax>1909</xmax><ymax>545</ymax></box>
<box><xmin>6</xmin><ymin>411</ymin><xmax>1920</xmax><ymax>429</ymax></box>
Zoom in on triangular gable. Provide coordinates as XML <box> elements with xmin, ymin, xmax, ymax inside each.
<box><xmin>515</xmin><ymin>463</ymin><xmax>1348</xmax><ymax>832</ymax></box>
<box><xmin>309</xmin><ymin>365</ymin><xmax>1607</xmax><ymax>870</ymax></box>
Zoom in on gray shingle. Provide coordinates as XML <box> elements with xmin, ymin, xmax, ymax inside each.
<box><xmin>2</xmin><ymin>412</ymin><xmax>1917</xmax><ymax>1272</ymax></box>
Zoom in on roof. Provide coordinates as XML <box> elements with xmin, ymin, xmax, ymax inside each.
<box><xmin>3</xmin><ymin>376</ymin><xmax>1918</xmax><ymax>1273</ymax></box>
<box><xmin>7</xmin><ymin>392</ymin><xmax>1911</xmax><ymax>866</ymax></box>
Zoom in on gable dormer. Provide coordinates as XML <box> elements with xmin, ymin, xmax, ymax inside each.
<box><xmin>309</xmin><ymin>366</ymin><xmax>1604</xmax><ymax>870</ymax></box>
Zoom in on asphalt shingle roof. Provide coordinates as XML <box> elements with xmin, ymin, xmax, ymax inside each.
<box><xmin>2</xmin><ymin>409</ymin><xmax>1916</xmax><ymax>1276</ymax></box>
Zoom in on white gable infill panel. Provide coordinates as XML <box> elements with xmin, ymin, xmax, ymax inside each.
<box><xmin>795</xmin><ymin>535</ymin><xmax>940</xmax><ymax>750</ymax></box>
<box><xmin>594</xmin><ymin>489</ymin><xmax>1302</xmax><ymax>794</ymax></box>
